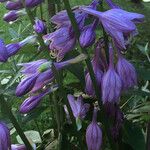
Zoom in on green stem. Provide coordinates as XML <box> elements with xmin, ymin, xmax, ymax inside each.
<box><xmin>25</xmin><ymin>8</ymin><xmax>48</xmax><ymax>50</ymax></box>
<box><xmin>40</xmin><ymin>4</ymin><xmax>43</xmax><ymax>20</ymax></box>
<box><xmin>56</xmin><ymin>0</ymin><xmax>61</xmax><ymax>11</ymax></box>
<box><xmin>62</xmin><ymin>0</ymin><xmax>117</xmax><ymax>149</ymax></box>
<box><xmin>0</xmin><ymin>95</ymin><xmax>33</xmax><ymax>150</ymax></box>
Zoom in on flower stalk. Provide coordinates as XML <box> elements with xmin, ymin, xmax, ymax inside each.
<box><xmin>0</xmin><ymin>94</ymin><xmax>33</xmax><ymax>150</ymax></box>
<box><xmin>62</xmin><ymin>0</ymin><xmax>118</xmax><ymax>149</ymax></box>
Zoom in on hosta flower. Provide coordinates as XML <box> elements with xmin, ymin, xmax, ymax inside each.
<box><xmin>43</xmin><ymin>26</ymin><xmax>76</xmax><ymax>61</ymax></box>
<box><xmin>11</xmin><ymin>144</ymin><xmax>26</xmax><ymax>150</ymax></box>
<box><xmin>85</xmin><ymin>40</ymin><xmax>104</xmax><ymax>96</ymax></box>
<box><xmin>33</xmin><ymin>19</ymin><xmax>46</xmax><ymax>34</ymax></box>
<box><xmin>67</xmin><ymin>94</ymin><xmax>90</xmax><ymax>119</ymax></box>
<box><xmin>79</xmin><ymin>19</ymin><xmax>98</xmax><ymax>48</ymax></box>
<box><xmin>6</xmin><ymin>1</ymin><xmax>23</xmax><ymax>10</ymax></box>
<box><xmin>16</xmin><ymin>54</ymin><xmax>87</xmax><ymax>95</ymax></box>
<box><xmin>86</xmin><ymin>108</ymin><xmax>102</xmax><ymax>150</ymax></box>
<box><xmin>20</xmin><ymin>88</ymin><xmax>55</xmax><ymax>113</ymax></box>
<box><xmin>116</xmin><ymin>52</ymin><xmax>137</xmax><ymax>90</ymax></box>
<box><xmin>102</xmin><ymin>44</ymin><xmax>122</xmax><ymax>103</ymax></box>
<box><xmin>0</xmin><ymin>122</ymin><xmax>11</xmax><ymax>150</ymax></box>
<box><xmin>16</xmin><ymin>74</ymin><xmax>39</xmax><ymax>97</ymax></box>
<box><xmin>80</xmin><ymin>7</ymin><xmax>144</xmax><ymax>49</ymax></box>
<box><xmin>25</xmin><ymin>0</ymin><xmax>43</xmax><ymax>8</ymax></box>
<box><xmin>0</xmin><ymin>39</ymin><xmax>9</xmax><ymax>62</ymax></box>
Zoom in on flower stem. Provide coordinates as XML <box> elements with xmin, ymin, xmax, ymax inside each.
<box><xmin>0</xmin><ymin>94</ymin><xmax>33</xmax><ymax>150</ymax></box>
<box><xmin>62</xmin><ymin>0</ymin><xmax>118</xmax><ymax>149</ymax></box>
<box><xmin>25</xmin><ymin>8</ymin><xmax>48</xmax><ymax>50</ymax></box>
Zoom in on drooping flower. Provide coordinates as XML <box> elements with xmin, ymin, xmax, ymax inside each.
<box><xmin>0</xmin><ymin>122</ymin><xmax>11</xmax><ymax>150</ymax></box>
<box><xmin>80</xmin><ymin>7</ymin><xmax>144</xmax><ymax>49</ymax></box>
<box><xmin>86</xmin><ymin>108</ymin><xmax>102</xmax><ymax>150</ymax></box>
<box><xmin>101</xmin><ymin>44</ymin><xmax>122</xmax><ymax>103</ymax></box>
<box><xmin>79</xmin><ymin>19</ymin><xmax>99</xmax><ymax>48</ymax></box>
<box><xmin>67</xmin><ymin>94</ymin><xmax>90</xmax><ymax>119</ymax></box>
<box><xmin>0</xmin><ymin>39</ymin><xmax>9</xmax><ymax>62</ymax></box>
<box><xmin>6</xmin><ymin>1</ymin><xmax>23</xmax><ymax>10</ymax></box>
<box><xmin>33</xmin><ymin>19</ymin><xmax>46</xmax><ymax>34</ymax></box>
<box><xmin>85</xmin><ymin>40</ymin><xmax>104</xmax><ymax>96</ymax></box>
<box><xmin>116</xmin><ymin>51</ymin><xmax>137</xmax><ymax>90</ymax></box>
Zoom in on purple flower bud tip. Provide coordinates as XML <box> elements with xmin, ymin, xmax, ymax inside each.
<box><xmin>67</xmin><ymin>94</ymin><xmax>90</xmax><ymax>119</ymax></box>
<box><xmin>16</xmin><ymin>74</ymin><xmax>38</xmax><ymax>97</ymax></box>
<box><xmin>33</xmin><ymin>19</ymin><xmax>46</xmax><ymax>34</ymax></box>
<box><xmin>0</xmin><ymin>122</ymin><xmax>11</xmax><ymax>150</ymax></box>
<box><xmin>116</xmin><ymin>54</ymin><xmax>137</xmax><ymax>90</ymax></box>
<box><xmin>6</xmin><ymin>1</ymin><xmax>23</xmax><ymax>10</ymax></box>
<box><xmin>0</xmin><ymin>39</ymin><xmax>9</xmax><ymax>62</ymax></box>
<box><xmin>102</xmin><ymin>45</ymin><xmax>122</xmax><ymax>103</ymax></box>
<box><xmin>86</xmin><ymin>109</ymin><xmax>102</xmax><ymax>150</ymax></box>
<box><xmin>79</xmin><ymin>25</ymin><xmax>96</xmax><ymax>48</ymax></box>
<box><xmin>25</xmin><ymin>0</ymin><xmax>43</xmax><ymax>8</ymax></box>
<box><xmin>3</xmin><ymin>11</ymin><xmax>18</xmax><ymax>22</ymax></box>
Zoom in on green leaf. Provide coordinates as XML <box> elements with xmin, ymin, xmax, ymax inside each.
<box><xmin>76</xmin><ymin>117</ymin><xmax>82</xmax><ymax>131</ymax></box>
<box><xmin>122</xmin><ymin>120</ymin><xmax>146</xmax><ymax>150</ymax></box>
<box><xmin>137</xmin><ymin>67</ymin><xmax>150</xmax><ymax>80</ymax></box>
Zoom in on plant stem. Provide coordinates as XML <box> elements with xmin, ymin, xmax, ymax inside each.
<box><xmin>25</xmin><ymin>8</ymin><xmax>48</xmax><ymax>50</ymax></box>
<box><xmin>0</xmin><ymin>94</ymin><xmax>33</xmax><ymax>150</ymax></box>
<box><xmin>62</xmin><ymin>0</ymin><xmax>117</xmax><ymax>149</ymax></box>
<box><xmin>40</xmin><ymin>4</ymin><xmax>43</xmax><ymax>20</ymax></box>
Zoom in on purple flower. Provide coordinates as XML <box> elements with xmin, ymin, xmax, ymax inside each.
<box><xmin>116</xmin><ymin>52</ymin><xmax>137</xmax><ymax>90</ymax></box>
<box><xmin>79</xmin><ymin>20</ymin><xmax>97</xmax><ymax>48</ymax></box>
<box><xmin>101</xmin><ymin>44</ymin><xmax>122</xmax><ymax>103</ymax></box>
<box><xmin>0</xmin><ymin>39</ymin><xmax>9</xmax><ymax>62</ymax></box>
<box><xmin>86</xmin><ymin>109</ymin><xmax>102</xmax><ymax>150</ymax></box>
<box><xmin>105</xmin><ymin>0</ymin><xmax>120</xmax><ymax>9</ymax></box>
<box><xmin>80</xmin><ymin>7</ymin><xmax>144</xmax><ymax>49</ymax></box>
<box><xmin>11</xmin><ymin>144</ymin><xmax>26</xmax><ymax>150</ymax></box>
<box><xmin>3</xmin><ymin>11</ymin><xmax>19</xmax><ymax>22</ymax></box>
<box><xmin>85</xmin><ymin>41</ymin><xmax>104</xmax><ymax>96</ymax></box>
<box><xmin>33</xmin><ymin>19</ymin><xmax>46</xmax><ymax>34</ymax></box>
<box><xmin>0</xmin><ymin>0</ymin><xmax>8</xmax><ymax>2</ymax></box>
<box><xmin>43</xmin><ymin>26</ymin><xmax>76</xmax><ymax>61</ymax></box>
<box><xmin>0</xmin><ymin>122</ymin><xmax>11</xmax><ymax>150</ymax></box>
<box><xmin>6</xmin><ymin>1</ymin><xmax>23</xmax><ymax>10</ymax></box>
<box><xmin>67</xmin><ymin>94</ymin><xmax>90</xmax><ymax>119</ymax></box>
<box><xmin>25</xmin><ymin>0</ymin><xmax>43</xmax><ymax>8</ymax></box>
<box><xmin>20</xmin><ymin>88</ymin><xmax>52</xmax><ymax>114</ymax></box>
<box><xmin>16</xmin><ymin>74</ymin><xmax>38</xmax><ymax>97</ymax></box>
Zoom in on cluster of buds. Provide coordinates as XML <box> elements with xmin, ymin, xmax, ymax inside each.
<box><xmin>0</xmin><ymin>0</ymin><xmax>44</xmax><ymax>23</ymax></box>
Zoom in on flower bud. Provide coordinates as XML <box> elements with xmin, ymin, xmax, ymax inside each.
<box><xmin>33</xmin><ymin>19</ymin><xmax>46</xmax><ymax>34</ymax></box>
<box><xmin>102</xmin><ymin>44</ymin><xmax>122</xmax><ymax>103</ymax></box>
<box><xmin>20</xmin><ymin>92</ymin><xmax>46</xmax><ymax>113</ymax></box>
<box><xmin>79</xmin><ymin>25</ymin><xmax>96</xmax><ymax>48</ymax></box>
<box><xmin>0</xmin><ymin>39</ymin><xmax>9</xmax><ymax>62</ymax></box>
<box><xmin>86</xmin><ymin>109</ymin><xmax>102</xmax><ymax>150</ymax></box>
<box><xmin>6</xmin><ymin>43</ymin><xmax>21</xmax><ymax>57</ymax></box>
<box><xmin>25</xmin><ymin>0</ymin><xmax>43</xmax><ymax>8</ymax></box>
<box><xmin>6</xmin><ymin>1</ymin><xmax>23</xmax><ymax>10</ymax></box>
<box><xmin>16</xmin><ymin>74</ymin><xmax>38</xmax><ymax>97</ymax></box>
<box><xmin>0</xmin><ymin>122</ymin><xmax>11</xmax><ymax>150</ymax></box>
<box><xmin>3</xmin><ymin>11</ymin><xmax>19</xmax><ymax>22</ymax></box>
<box><xmin>116</xmin><ymin>53</ymin><xmax>137</xmax><ymax>90</ymax></box>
